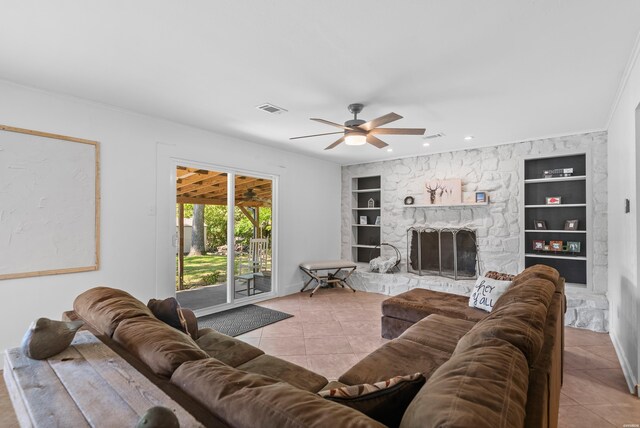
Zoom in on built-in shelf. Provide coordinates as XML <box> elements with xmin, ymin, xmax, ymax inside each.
<box><xmin>352</xmin><ymin>244</ymin><xmax>378</xmax><ymax>249</ymax></box>
<box><xmin>403</xmin><ymin>202</ymin><xmax>489</xmax><ymax>208</ymax></box>
<box><xmin>524</xmin><ymin>175</ymin><xmax>586</xmax><ymax>184</ymax></box>
<box><xmin>524</xmin><ymin>229</ymin><xmax>586</xmax><ymax>233</ymax></box>
<box><xmin>525</xmin><ymin>253</ymin><xmax>587</xmax><ymax>261</ymax></box>
<box><xmin>524</xmin><ymin>204</ymin><xmax>586</xmax><ymax>208</ymax></box>
<box><xmin>352</xmin><ymin>188</ymin><xmax>381</xmax><ymax>193</ymax></box>
<box><xmin>352</xmin><ymin>224</ymin><xmax>380</xmax><ymax>227</ymax></box>
<box><xmin>352</xmin><ymin>207</ymin><xmax>381</xmax><ymax>210</ymax></box>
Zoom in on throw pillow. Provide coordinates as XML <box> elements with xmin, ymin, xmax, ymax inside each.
<box><xmin>484</xmin><ymin>270</ymin><xmax>516</xmax><ymax>281</ymax></box>
<box><xmin>318</xmin><ymin>373</ymin><xmax>425</xmax><ymax>428</ymax></box>
<box><xmin>147</xmin><ymin>297</ymin><xmax>198</xmax><ymax>340</ymax></box>
<box><xmin>468</xmin><ymin>276</ymin><xmax>512</xmax><ymax>312</ymax></box>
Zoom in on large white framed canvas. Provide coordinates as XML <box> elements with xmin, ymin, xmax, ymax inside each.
<box><xmin>424</xmin><ymin>178</ymin><xmax>462</xmax><ymax>205</ymax></box>
<box><xmin>0</xmin><ymin>125</ymin><xmax>100</xmax><ymax>280</ymax></box>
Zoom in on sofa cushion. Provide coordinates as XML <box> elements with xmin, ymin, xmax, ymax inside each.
<box><xmin>73</xmin><ymin>287</ymin><xmax>154</xmax><ymax>337</ymax></box>
<box><xmin>195</xmin><ymin>328</ymin><xmax>264</xmax><ymax>367</ymax></box>
<box><xmin>399</xmin><ymin>314</ymin><xmax>475</xmax><ymax>354</ymax></box>
<box><xmin>400</xmin><ymin>340</ymin><xmax>529</xmax><ymax>428</ymax></box>
<box><xmin>319</xmin><ymin>373</ymin><xmax>425</xmax><ymax>428</ymax></box>
<box><xmin>339</xmin><ymin>338</ymin><xmax>450</xmax><ymax>386</ymax></box>
<box><xmin>456</xmin><ymin>278</ymin><xmax>556</xmax><ymax>364</ymax></box>
<box><xmin>511</xmin><ymin>264</ymin><xmax>561</xmax><ymax>291</ymax></box>
<box><xmin>382</xmin><ymin>288</ymin><xmax>488</xmax><ymax>324</ymax></box>
<box><xmin>468</xmin><ymin>276</ymin><xmax>511</xmax><ymax>312</ymax></box>
<box><xmin>171</xmin><ymin>359</ymin><xmax>386</xmax><ymax>428</ymax></box>
<box><xmin>237</xmin><ymin>354</ymin><xmax>328</xmax><ymax>393</ymax></box>
<box><xmin>113</xmin><ymin>316</ymin><xmax>209</xmax><ymax>377</ymax></box>
<box><xmin>147</xmin><ymin>297</ymin><xmax>198</xmax><ymax>340</ymax></box>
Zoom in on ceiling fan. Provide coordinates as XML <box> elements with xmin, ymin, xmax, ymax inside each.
<box><xmin>291</xmin><ymin>103</ymin><xmax>426</xmax><ymax>150</ymax></box>
<box><xmin>242</xmin><ymin>188</ymin><xmax>270</xmax><ymax>204</ymax></box>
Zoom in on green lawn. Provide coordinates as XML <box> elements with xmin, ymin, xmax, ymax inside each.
<box><xmin>177</xmin><ymin>254</ymin><xmax>227</xmax><ymax>289</ymax></box>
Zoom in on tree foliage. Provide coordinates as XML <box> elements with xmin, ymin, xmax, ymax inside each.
<box><xmin>178</xmin><ymin>204</ymin><xmax>271</xmax><ymax>252</ymax></box>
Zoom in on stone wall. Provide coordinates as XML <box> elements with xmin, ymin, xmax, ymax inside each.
<box><xmin>341</xmin><ymin>131</ymin><xmax>608</xmax><ymax>293</ymax></box>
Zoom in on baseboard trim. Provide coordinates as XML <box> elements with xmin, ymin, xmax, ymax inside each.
<box><xmin>609</xmin><ymin>330</ymin><xmax>638</xmax><ymax>394</ymax></box>
<box><xmin>279</xmin><ymin>281</ymin><xmax>304</xmax><ymax>296</ymax></box>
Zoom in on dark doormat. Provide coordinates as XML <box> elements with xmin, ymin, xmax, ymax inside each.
<box><xmin>197</xmin><ymin>304</ymin><xmax>292</xmax><ymax>337</ymax></box>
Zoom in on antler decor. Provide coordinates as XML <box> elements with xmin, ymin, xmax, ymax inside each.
<box><xmin>425</xmin><ymin>181</ymin><xmax>444</xmax><ymax>205</ymax></box>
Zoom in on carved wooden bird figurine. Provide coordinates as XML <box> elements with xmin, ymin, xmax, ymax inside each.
<box><xmin>21</xmin><ymin>317</ymin><xmax>84</xmax><ymax>360</ymax></box>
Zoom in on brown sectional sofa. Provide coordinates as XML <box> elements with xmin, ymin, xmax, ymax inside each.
<box><xmin>68</xmin><ymin>264</ymin><xmax>564</xmax><ymax>428</ymax></box>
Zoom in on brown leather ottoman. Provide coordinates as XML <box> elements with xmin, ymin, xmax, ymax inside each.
<box><xmin>381</xmin><ymin>288</ymin><xmax>488</xmax><ymax>339</ymax></box>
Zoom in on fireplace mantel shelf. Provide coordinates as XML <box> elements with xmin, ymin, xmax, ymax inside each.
<box><xmin>403</xmin><ymin>202</ymin><xmax>489</xmax><ymax>208</ymax></box>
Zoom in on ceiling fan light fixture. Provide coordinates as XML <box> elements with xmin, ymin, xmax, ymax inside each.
<box><xmin>344</xmin><ymin>132</ymin><xmax>367</xmax><ymax>146</ymax></box>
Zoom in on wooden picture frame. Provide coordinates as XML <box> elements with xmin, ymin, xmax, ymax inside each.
<box><xmin>534</xmin><ymin>220</ymin><xmax>547</xmax><ymax>230</ymax></box>
<box><xmin>564</xmin><ymin>219</ymin><xmax>579</xmax><ymax>230</ymax></box>
<box><xmin>533</xmin><ymin>240</ymin><xmax>545</xmax><ymax>251</ymax></box>
<box><xmin>0</xmin><ymin>125</ymin><xmax>100</xmax><ymax>280</ymax></box>
<box><xmin>549</xmin><ymin>240</ymin><xmax>563</xmax><ymax>251</ymax></box>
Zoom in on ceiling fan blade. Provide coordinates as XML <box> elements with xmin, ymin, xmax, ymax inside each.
<box><xmin>367</xmin><ymin>135</ymin><xmax>389</xmax><ymax>149</ymax></box>
<box><xmin>369</xmin><ymin>128</ymin><xmax>426</xmax><ymax>135</ymax></box>
<box><xmin>358</xmin><ymin>112</ymin><xmax>402</xmax><ymax>131</ymax></box>
<box><xmin>290</xmin><ymin>131</ymin><xmax>344</xmax><ymax>140</ymax></box>
<box><xmin>324</xmin><ymin>136</ymin><xmax>345</xmax><ymax>150</ymax></box>
<box><xmin>311</xmin><ymin>118</ymin><xmax>354</xmax><ymax>130</ymax></box>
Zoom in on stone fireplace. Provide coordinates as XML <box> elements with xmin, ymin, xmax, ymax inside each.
<box><xmin>407</xmin><ymin>227</ymin><xmax>478</xmax><ymax>280</ymax></box>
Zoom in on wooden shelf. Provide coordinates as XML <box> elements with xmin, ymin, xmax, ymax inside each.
<box><xmin>403</xmin><ymin>202</ymin><xmax>489</xmax><ymax>208</ymax></box>
<box><xmin>524</xmin><ymin>204</ymin><xmax>586</xmax><ymax>208</ymax></box>
<box><xmin>352</xmin><ymin>224</ymin><xmax>381</xmax><ymax>227</ymax></box>
<box><xmin>524</xmin><ymin>229</ymin><xmax>586</xmax><ymax>233</ymax></box>
<box><xmin>524</xmin><ymin>175</ymin><xmax>586</xmax><ymax>183</ymax></box>
<box><xmin>352</xmin><ymin>188</ymin><xmax>381</xmax><ymax>193</ymax></box>
<box><xmin>525</xmin><ymin>253</ymin><xmax>587</xmax><ymax>261</ymax></box>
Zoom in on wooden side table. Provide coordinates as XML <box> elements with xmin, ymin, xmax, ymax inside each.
<box><xmin>3</xmin><ymin>330</ymin><xmax>203</xmax><ymax>427</ymax></box>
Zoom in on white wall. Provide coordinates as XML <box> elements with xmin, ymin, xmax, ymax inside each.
<box><xmin>607</xmin><ymin>38</ymin><xmax>640</xmax><ymax>392</ymax></box>
<box><xmin>0</xmin><ymin>80</ymin><xmax>341</xmax><ymax>356</ymax></box>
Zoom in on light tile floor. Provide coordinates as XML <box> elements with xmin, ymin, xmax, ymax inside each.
<box><xmin>0</xmin><ymin>287</ymin><xmax>637</xmax><ymax>427</ymax></box>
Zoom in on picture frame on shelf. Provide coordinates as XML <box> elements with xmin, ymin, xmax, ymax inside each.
<box><xmin>475</xmin><ymin>192</ymin><xmax>487</xmax><ymax>203</ymax></box>
<box><xmin>375</xmin><ymin>216</ymin><xmax>381</xmax><ymax>225</ymax></box>
<box><xmin>533</xmin><ymin>240</ymin><xmax>545</xmax><ymax>251</ymax></box>
<box><xmin>567</xmin><ymin>241</ymin><xmax>581</xmax><ymax>253</ymax></box>
<box><xmin>549</xmin><ymin>240</ymin><xmax>563</xmax><ymax>251</ymax></box>
<box><xmin>545</xmin><ymin>196</ymin><xmax>562</xmax><ymax>205</ymax></box>
<box><xmin>564</xmin><ymin>219</ymin><xmax>579</xmax><ymax>230</ymax></box>
<box><xmin>534</xmin><ymin>220</ymin><xmax>547</xmax><ymax>230</ymax></box>
<box><xmin>367</xmin><ymin>198</ymin><xmax>375</xmax><ymax>208</ymax></box>
<box><xmin>359</xmin><ymin>216</ymin><xmax>368</xmax><ymax>225</ymax></box>
<box><xmin>543</xmin><ymin>245</ymin><xmax>550</xmax><ymax>251</ymax></box>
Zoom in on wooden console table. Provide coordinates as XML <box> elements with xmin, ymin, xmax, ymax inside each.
<box><xmin>3</xmin><ymin>330</ymin><xmax>203</xmax><ymax>427</ymax></box>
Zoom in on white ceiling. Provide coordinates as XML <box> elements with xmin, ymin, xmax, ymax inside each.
<box><xmin>1</xmin><ymin>1</ymin><xmax>639</xmax><ymax>165</ymax></box>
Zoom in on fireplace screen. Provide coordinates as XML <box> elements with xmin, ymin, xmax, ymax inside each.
<box><xmin>407</xmin><ymin>227</ymin><xmax>478</xmax><ymax>280</ymax></box>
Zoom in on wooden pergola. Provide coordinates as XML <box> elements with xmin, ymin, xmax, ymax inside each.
<box><xmin>176</xmin><ymin>166</ymin><xmax>272</xmax><ymax>288</ymax></box>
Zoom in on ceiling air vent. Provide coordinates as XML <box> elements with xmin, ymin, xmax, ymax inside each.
<box><xmin>423</xmin><ymin>132</ymin><xmax>445</xmax><ymax>139</ymax></box>
<box><xmin>256</xmin><ymin>103</ymin><xmax>288</xmax><ymax>114</ymax></box>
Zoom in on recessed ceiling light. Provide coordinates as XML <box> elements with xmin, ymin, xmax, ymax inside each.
<box><xmin>423</xmin><ymin>142</ymin><xmax>430</xmax><ymax>147</ymax></box>
<box><xmin>464</xmin><ymin>135</ymin><xmax>474</xmax><ymax>141</ymax></box>
<box><xmin>387</xmin><ymin>148</ymin><xmax>393</xmax><ymax>152</ymax></box>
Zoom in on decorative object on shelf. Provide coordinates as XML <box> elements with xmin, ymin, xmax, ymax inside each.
<box><xmin>549</xmin><ymin>240</ymin><xmax>563</xmax><ymax>251</ymax></box>
<box><xmin>368</xmin><ymin>243</ymin><xmax>401</xmax><ymax>273</ymax></box>
<box><xmin>564</xmin><ymin>219</ymin><xmax>579</xmax><ymax>230</ymax></box>
<box><xmin>359</xmin><ymin>215</ymin><xmax>368</xmax><ymax>225</ymax></box>
<box><xmin>424</xmin><ymin>178</ymin><xmax>461</xmax><ymax>205</ymax></box>
<box><xmin>534</xmin><ymin>220</ymin><xmax>547</xmax><ymax>230</ymax></box>
<box><xmin>567</xmin><ymin>241</ymin><xmax>581</xmax><ymax>253</ymax></box>
<box><xmin>375</xmin><ymin>216</ymin><xmax>381</xmax><ymax>225</ymax></box>
<box><xmin>21</xmin><ymin>317</ymin><xmax>84</xmax><ymax>360</ymax></box>
<box><xmin>367</xmin><ymin>198</ymin><xmax>375</xmax><ymax>208</ymax></box>
<box><xmin>545</xmin><ymin>196</ymin><xmax>562</xmax><ymax>205</ymax></box>
<box><xmin>403</xmin><ymin>196</ymin><xmax>414</xmax><ymax>205</ymax></box>
<box><xmin>533</xmin><ymin>240</ymin><xmax>545</xmax><ymax>250</ymax></box>
<box><xmin>543</xmin><ymin>245</ymin><xmax>550</xmax><ymax>251</ymax></box>
<box><xmin>543</xmin><ymin>168</ymin><xmax>573</xmax><ymax>178</ymax></box>
<box><xmin>475</xmin><ymin>192</ymin><xmax>487</xmax><ymax>203</ymax></box>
